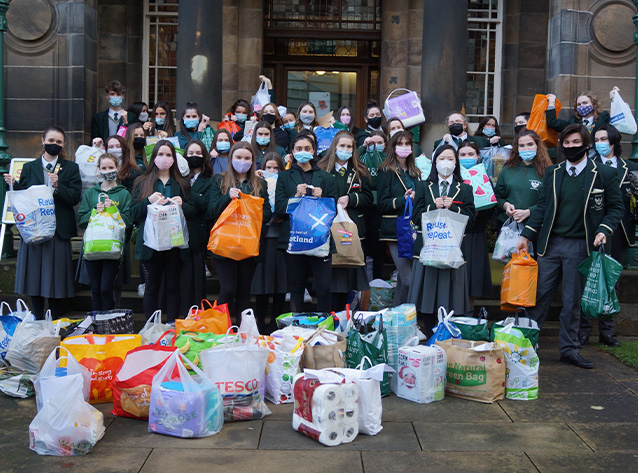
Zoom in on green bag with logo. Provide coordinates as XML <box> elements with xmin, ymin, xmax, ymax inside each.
<box><xmin>359</xmin><ymin>149</ymin><xmax>385</xmax><ymax>189</ymax></box>
<box><xmin>345</xmin><ymin>315</ymin><xmax>390</xmax><ymax>397</ymax></box>
<box><xmin>577</xmin><ymin>246</ymin><xmax>623</xmax><ymax>321</ymax></box>
<box><xmin>449</xmin><ymin>307</ymin><xmax>490</xmax><ymax>341</ymax></box>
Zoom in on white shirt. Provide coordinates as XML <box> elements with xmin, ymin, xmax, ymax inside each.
<box><xmin>108</xmin><ymin>108</ymin><xmax>121</xmax><ymax>137</ymax></box>
<box><xmin>602</xmin><ymin>156</ymin><xmax>617</xmax><ymax>168</ymax></box>
<box><xmin>438</xmin><ymin>175</ymin><xmax>454</xmax><ymax>195</ymax></box>
<box><xmin>565</xmin><ymin>157</ymin><xmax>588</xmax><ymax>176</ymax></box>
<box><xmin>190</xmin><ymin>172</ymin><xmax>200</xmax><ymax>186</ymax></box>
<box><xmin>42</xmin><ymin>156</ymin><xmax>58</xmax><ymax>186</ymax></box>
<box><xmin>335</xmin><ymin>162</ymin><xmax>348</xmax><ymax>175</ymax></box>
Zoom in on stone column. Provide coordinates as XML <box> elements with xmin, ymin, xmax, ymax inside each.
<box><xmin>380</xmin><ymin>0</ymin><xmax>409</xmax><ymax>104</ymax></box>
<box><xmin>176</xmin><ymin>0</ymin><xmax>223</xmax><ymax>120</ymax></box>
<box><xmin>420</xmin><ymin>0</ymin><xmax>467</xmax><ymax>153</ymax></box>
<box><xmin>236</xmin><ymin>0</ymin><xmax>263</xmax><ymax>108</ymax></box>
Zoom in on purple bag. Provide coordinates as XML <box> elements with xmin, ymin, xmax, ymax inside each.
<box><xmin>382</xmin><ymin>89</ymin><xmax>426</xmax><ymax>128</ymax></box>
<box><xmin>397</xmin><ymin>198</ymin><xmax>417</xmax><ymax>258</ymax></box>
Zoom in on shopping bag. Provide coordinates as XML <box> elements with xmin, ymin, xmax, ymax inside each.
<box><xmin>0</xmin><ymin>302</ymin><xmax>22</xmax><ymax>361</ymax></box>
<box><xmin>139</xmin><ymin>310</ymin><xmax>174</xmax><ymax>346</ymax></box>
<box><xmin>143</xmin><ymin>200</ymin><xmax>190</xmax><ymax>251</ymax></box>
<box><xmin>449</xmin><ymin>307</ymin><xmax>490</xmax><ymax>341</ymax></box>
<box><xmin>0</xmin><ymin>364</ymin><xmax>35</xmax><ymax>398</ymax></box>
<box><xmin>528</xmin><ymin>94</ymin><xmax>562</xmax><ymax>147</ymax></box>
<box><xmin>8</xmin><ymin>184</ymin><xmax>56</xmax><ymax>244</ymax></box>
<box><xmin>112</xmin><ymin>336</ymin><xmax>176</xmax><ymax>419</ymax></box>
<box><xmin>75</xmin><ymin>145</ymin><xmax>103</xmax><ymax>194</ymax></box>
<box><xmin>84</xmin><ymin>309</ymin><xmax>134</xmax><ymax>335</ymax></box>
<box><xmin>200</xmin><ymin>126</ymin><xmax>215</xmax><ymax>152</ymax></box>
<box><xmin>382</xmin><ymin>88</ymin><xmax>426</xmax><ymax>128</ymax></box>
<box><xmin>276</xmin><ymin>312</ymin><xmax>335</xmax><ymax>331</ymax></box>
<box><xmin>425</xmin><ymin>307</ymin><xmax>462</xmax><ymax>346</ymax></box>
<box><xmin>172</xmin><ymin>330</ymin><xmax>230</xmax><ymax>368</ymax></box>
<box><xmin>6</xmin><ymin>311</ymin><xmax>60</xmax><ymax>373</ymax></box>
<box><xmin>176</xmin><ymin>299</ymin><xmax>232</xmax><ymax>335</ymax></box>
<box><xmin>29</xmin><ymin>380</ymin><xmax>105</xmax><ymax>456</ymax></box>
<box><xmin>302</xmin><ymin>326</ymin><xmax>347</xmax><ymax>370</ymax></box>
<box><xmin>34</xmin><ymin>347</ymin><xmax>92</xmax><ymax>411</ymax></box>
<box><xmin>610</xmin><ymin>91</ymin><xmax>638</xmax><ymax>135</ymax></box>
<box><xmin>419</xmin><ymin>209</ymin><xmax>469</xmax><ymax>269</ymax></box>
<box><xmin>493</xmin><ymin>218</ymin><xmax>525</xmax><ymax>263</ymax></box>
<box><xmin>82</xmin><ymin>198</ymin><xmax>126</xmax><ymax>260</ymax></box>
<box><xmin>359</xmin><ymin>149</ymin><xmax>385</xmax><ymax>189</ymax></box>
<box><xmin>331</xmin><ymin>205</ymin><xmax>365</xmax><ymax>267</ymax></box>
<box><xmin>314</xmin><ymin>126</ymin><xmax>340</xmax><ymax>154</ymax></box>
<box><xmin>493</xmin><ymin>323</ymin><xmax>539</xmax><ymax>401</ymax></box>
<box><xmin>436</xmin><ymin>338</ymin><xmax>506</xmax><ymax>403</ymax></box>
<box><xmin>397</xmin><ymin>197</ymin><xmax>417</xmax><ymax>258</ymax></box>
<box><xmin>61</xmin><ymin>334</ymin><xmax>141</xmax><ymax>403</ymax></box>
<box><xmin>241</xmin><ymin>120</ymin><xmax>257</xmax><ymax>143</ymax></box>
<box><xmin>368</xmin><ymin>279</ymin><xmax>395</xmax><ymax>311</ymax></box>
<box><xmin>208</xmin><ymin>192</ymin><xmax>264</xmax><ymax>261</ymax></box>
<box><xmin>415</xmin><ymin>155</ymin><xmax>432</xmax><ymax>179</ymax></box>
<box><xmin>490</xmin><ymin>308</ymin><xmax>541</xmax><ymax>348</ymax></box>
<box><xmin>396</xmin><ymin>344</ymin><xmax>447</xmax><ymax>404</ymax></box>
<box><xmin>264</xmin><ymin>335</ymin><xmax>305</xmax><ymax>404</ymax></box>
<box><xmin>345</xmin><ymin>315</ymin><xmax>390</xmax><ymax>397</ymax></box>
<box><xmin>149</xmin><ymin>350</ymin><xmax>224</xmax><ymax>438</ymax></box>
<box><xmin>578</xmin><ymin>247</ymin><xmax>623</xmax><ymax>320</ymax></box>
<box><xmin>460</xmin><ymin>163</ymin><xmax>497</xmax><ymax>210</ymax></box>
<box><xmin>251</xmin><ymin>81</ymin><xmax>270</xmax><ymax>113</ymax></box>
<box><xmin>500</xmin><ymin>251</ymin><xmax>538</xmax><ymax>311</ymax></box>
<box><xmin>287</xmin><ymin>196</ymin><xmax>337</xmax><ymax>257</ymax></box>
<box><xmin>218</xmin><ymin>119</ymin><xmax>241</xmax><ymax>138</ymax></box>
<box><xmin>260</xmin><ymin>170</ymin><xmax>277</xmax><ymax>211</ymax></box>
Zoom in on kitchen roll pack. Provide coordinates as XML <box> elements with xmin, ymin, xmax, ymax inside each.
<box><xmin>292</xmin><ymin>370</ymin><xmax>359</xmax><ymax>446</ymax></box>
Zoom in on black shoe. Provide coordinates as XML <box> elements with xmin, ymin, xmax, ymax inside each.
<box><xmin>599</xmin><ymin>336</ymin><xmax>621</xmax><ymax>347</ymax></box>
<box><xmin>578</xmin><ymin>336</ymin><xmax>588</xmax><ymax>348</ymax></box>
<box><xmin>560</xmin><ymin>352</ymin><xmax>594</xmax><ymax>369</ymax></box>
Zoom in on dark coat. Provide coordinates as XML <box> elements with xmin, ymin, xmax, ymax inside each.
<box><xmin>433</xmin><ymin>134</ymin><xmax>490</xmax><ymax>151</ymax></box>
<box><xmin>187</xmin><ymin>174</ymin><xmax>214</xmax><ymax>252</ymax></box>
<box><xmin>376</xmin><ymin>168</ymin><xmax>422</xmax><ymax>241</ymax></box>
<box><xmin>328</xmin><ymin>165</ymin><xmax>373</xmax><ymax>238</ymax></box>
<box><xmin>91</xmin><ymin>109</ymin><xmax>138</xmax><ymax>143</ymax></box>
<box><xmin>545</xmin><ymin>109</ymin><xmax>610</xmax><ymax>139</ymax></box>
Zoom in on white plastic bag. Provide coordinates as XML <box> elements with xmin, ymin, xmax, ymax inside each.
<box><xmin>241</xmin><ymin>120</ymin><xmax>257</xmax><ymax>143</ymax></box>
<box><xmin>6</xmin><ymin>311</ymin><xmax>61</xmax><ymax>374</ymax></box>
<box><xmin>8</xmin><ymin>184</ymin><xmax>56</xmax><ymax>244</ymax></box>
<box><xmin>251</xmin><ymin>81</ymin><xmax>271</xmax><ymax>113</ymax></box>
<box><xmin>83</xmin><ymin>195</ymin><xmax>126</xmax><ymax>260</ymax></box>
<box><xmin>493</xmin><ymin>218</ymin><xmax>525</xmax><ymax>263</ymax></box>
<box><xmin>75</xmin><ymin>145</ymin><xmax>103</xmax><ymax>194</ymax></box>
<box><xmin>265</xmin><ymin>335</ymin><xmax>304</xmax><ymax>405</ymax></box>
<box><xmin>610</xmin><ymin>91</ymin><xmax>638</xmax><ymax>135</ymax></box>
<box><xmin>419</xmin><ymin>209</ymin><xmax>469</xmax><ymax>269</ymax></box>
<box><xmin>139</xmin><ymin>310</ymin><xmax>173</xmax><ymax>346</ymax></box>
<box><xmin>34</xmin><ymin>347</ymin><xmax>92</xmax><ymax>411</ymax></box>
<box><xmin>29</xmin><ymin>380</ymin><xmax>105</xmax><ymax>456</ymax></box>
<box><xmin>143</xmin><ymin>199</ymin><xmax>190</xmax><ymax>251</ymax></box>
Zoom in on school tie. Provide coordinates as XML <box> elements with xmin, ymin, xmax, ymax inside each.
<box><xmin>441</xmin><ymin>181</ymin><xmax>449</xmax><ymax>197</ymax></box>
<box><xmin>338</xmin><ymin>167</ymin><xmax>346</xmax><ymax>176</ymax></box>
<box><xmin>570</xmin><ymin>166</ymin><xmax>577</xmax><ymax>177</ymax></box>
<box><xmin>606</xmin><ymin>160</ymin><xmax>613</xmax><ymax>166</ymax></box>
<box><xmin>114</xmin><ymin>113</ymin><xmax>118</xmax><ymax>122</ymax></box>
<box><xmin>46</xmin><ymin>163</ymin><xmax>53</xmax><ymax>172</ymax></box>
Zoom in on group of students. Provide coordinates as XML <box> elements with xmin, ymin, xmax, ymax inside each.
<box><xmin>4</xmin><ymin>80</ymin><xmax>632</xmax><ymax>364</ymax></box>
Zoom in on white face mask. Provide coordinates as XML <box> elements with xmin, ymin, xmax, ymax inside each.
<box><xmin>436</xmin><ymin>159</ymin><xmax>456</xmax><ymax>177</ymax></box>
<box><xmin>138</xmin><ymin>112</ymin><xmax>149</xmax><ymax>122</ymax></box>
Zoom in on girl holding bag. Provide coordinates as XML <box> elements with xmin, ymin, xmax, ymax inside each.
<box><xmin>319</xmin><ymin>130</ymin><xmax>373</xmax><ymax>310</ymax></box>
<box><xmin>408</xmin><ymin>144</ymin><xmax>475</xmax><ymax>334</ymax></box>
<box><xmin>209</xmin><ymin>141</ymin><xmax>271</xmax><ymax>320</ymax></box>
<box><xmin>3</xmin><ymin>126</ymin><xmax>82</xmax><ymax>319</ymax></box>
<box><xmin>376</xmin><ymin>130</ymin><xmax>422</xmax><ymax>305</ymax></box>
<box><xmin>77</xmin><ymin>153</ymin><xmax>132</xmax><ymax>310</ymax></box>
<box><xmin>131</xmin><ymin>140</ymin><xmax>197</xmax><ymax>321</ymax></box>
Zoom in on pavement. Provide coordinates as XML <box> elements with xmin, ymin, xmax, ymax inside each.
<box><xmin>2</xmin><ymin>337</ymin><xmax>638</xmax><ymax>473</ymax></box>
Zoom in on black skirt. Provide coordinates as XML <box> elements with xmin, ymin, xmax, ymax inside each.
<box><xmin>251</xmin><ymin>237</ymin><xmax>288</xmax><ymax>295</ymax></box>
<box><xmin>407</xmin><ymin>260</ymin><xmax>470</xmax><ymax>315</ymax></box>
<box><xmin>461</xmin><ymin>231</ymin><xmax>493</xmax><ymax>298</ymax></box>
<box><xmin>331</xmin><ymin>265</ymin><xmax>370</xmax><ymax>294</ymax></box>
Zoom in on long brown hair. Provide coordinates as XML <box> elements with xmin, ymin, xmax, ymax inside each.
<box><xmin>258</xmin><ymin>103</ymin><xmax>283</xmax><ymax>127</ymax></box>
<box><xmin>295</xmin><ymin>101</ymin><xmax>318</xmax><ymax>131</ymax></box>
<box><xmin>125</xmin><ymin>123</ymin><xmax>145</xmax><ymax>168</ymax></box>
<box><xmin>574</xmin><ymin>90</ymin><xmax>603</xmax><ymax>121</ymax></box>
<box><xmin>211</xmin><ymin>128</ymin><xmax>233</xmax><ymax>154</ymax></box>
<box><xmin>152</xmin><ymin>101</ymin><xmax>176</xmax><ymax>136</ymax></box>
<box><xmin>133</xmin><ymin>140</ymin><xmax>190</xmax><ymax>201</ymax></box>
<box><xmin>319</xmin><ymin>130</ymin><xmax>369</xmax><ymax>179</ymax></box>
<box><xmin>250</xmin><ymin>121</ymin><xmax>277</xmax><ymax>156</ymax></box>
<box><xmin>379</xmin><ymin>130</ymin><xmax>420</xmax><ymax>178</ymax></box>
<box><xmin>108</xmin><ymin>134</ymin><xmax>139</xmax><ymax>182</ymax></box>
<box><xmin>184</xmin><ymin>139</ymin><xmax>213</xmax><ymax>179</ymax></box>
<box><xmin>507</xmin><ymin>129</ymin><xmax>551</xmax><ymax>178</ymax></box>
<box><xmin>220</xmin><ymin>141</ymin><xmax>263</xmax><ymax>197</ymax></box>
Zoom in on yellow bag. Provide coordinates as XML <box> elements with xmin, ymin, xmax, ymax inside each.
<box><xmin>501</xmin><ymin>251</ymin><xmax>538</xmax><ymax>312</ymax></box>
<box><xmin>208</xmin><ymin>192</ymin><xmax>264</xmax><ymax>261</ymax></box>
<box><xmin>527</xmin><ymin>94</ymin><xmax>562</xmax><ymax>148</ymax></box>
<box><xmin>61</xmin><ymin>334</ymin><xmax>141</xmax><ymax>403</ymax></box>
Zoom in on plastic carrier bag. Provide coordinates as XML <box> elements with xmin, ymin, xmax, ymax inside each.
<box><xmin>6</xmin><ymin>310</ymin><xmax>61</xmax><ymax>374</ymax></box>
<box><xmin>8</xmin><ymin>184</ymin><xmax>56</xmax><ymax>244</ymax></box>
<box><xmin>397</xmin><ymin>198</ymin><xmax>417</xmax><ymax>258</ymax></box>
<box><xmin>83</xmin><ymin>194</ymin><xmax>126</xmax><ymax>260</ymax></box>
<box><xmin>286</xmin><ymin>196</ymin><xmax>337</xmax><ymax>257</ymax></box>
<box><xmin>578</xmin><ymin>246</ymin><xmax>623</xmax><ymax>321</ymax></box>
<box><xmin>143</xmin><ymin>199</ymin><xmax>189</xmax><ymax>251</ymax></box>
<box><xmin>492</xmin><ymin>218</ymin><xmax>531</xmax><ymax>263</ymax></box>
<box><xmin>425</xmin><ymin>307</ymin><xmax>462</xmax><ymax>346</ymax></box>
<box><xmin>419</xmin><ymin>209</ymin><xmax>469</xmax><ymax>269</ymax></box>
<box><xmin>139</xmin><ymin>310</ymin><xmax>174</xmax><ymax>346</ymax></box>
<box><xmin>610</xmin><ymin>90</ymin><xmax>638</xmax><ymax>135</ymax></box>
<box><xmin>382</xmin><ymin>88</ymin><xmax>426</xmax><ymax>128</ymax></box>
<box><xmin>493</xmin><ymin>323</ymin><xmax>539</xmax><ymax>401</ymax></box>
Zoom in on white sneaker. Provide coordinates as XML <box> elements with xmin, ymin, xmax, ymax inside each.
<box><xmin>138</xmin><ymin>283</ymin><xmax>145</xmax><ymax>297</ymax></box>
<box><xmin>285</xmin><ymin>293</ymin><xmax>291</xmax><ymax>302</ymax></box>
<box><xmin>205</xmin><ymin>268</ymin><xmax>212</xmax><ymax>278</ymax></box>
<box><xmin>304</xmin><ymin>288</ymin><xmax>312</xmax><ymax>303</ymax></box>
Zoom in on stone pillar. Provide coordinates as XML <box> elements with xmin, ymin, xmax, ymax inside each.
<box><xmin>380</xmin><ymin>0</ymin><xmax>409</xmax><ymax>103</ymax></box>
<box><xmin>176</xmin><ymin>0</ymin><xmax>223</xmax><ymax>120</ymax></box>
<box><xmin>420</xmin><ymin>0</ymin><xmax>467</xmax><ymax>153</ymax></box>
<box><xmin>221</xmin><ymin>0</ymin><xmax>239</xmax><ymax>114</ymax></box>
<box><xmin>406</xmin><ymin>0</ymin><xmax>423</xmax><ymax>95</ymax></box>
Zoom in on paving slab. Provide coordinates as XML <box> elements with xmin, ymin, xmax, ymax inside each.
<box><xmin>140</xmin><ymin>448</ymin><xmax>364</xmax><ymax>473</ymax></box>
<box><xmin>0</xmin><ymin>446</ymin><xmax>152</xmax><ymax>473</ymax></box>
<box><xmin>568</xmin><ymin>423</ymin><xmax>638</xmax><ymax>452</ymax></box>
<box><xmin>582</xmin><ymin>349</ymin><xmax>638</xmax><ymax>380</ymax></box>
<box><xmin>0</xmin><ymin>398</ymin><xmax>36</xmax><ymax>444</ymax></box>
<box><xmin>527</xmin><ymin>451</ymin><xmax>638</xmax><ymax>472</ymax></box>
<box><xmin>538</xmin><ymin>363</ymin><xmax>628</xmax><ymax>394</ymax></box>
<box><xmin>264</xmin><ymin>401</ymin><xmax>293</xmax><ymax>420</ymax></box>
<box><xmin>362</xmin><ymin>451</ymin><xmax>537</xmax><ymax>473</ymax></box>
<box><xmin>102</xmin><ymin>415</ymin><xmax>261</xmax><ymax>449</ymax></box>
<box><xmin>413</xmin><ymin>422</ymin><xmax>589</xmax><ymax>452</ymax></box>
<box><xmin>258</xmin><ymin>420</ymin><xmax>420</xmax><ymax>451</ymax></box>
<box><xmin>499</xmin><ymin>392</ymin><xmax>638</xmax><ymax>423</ymax></box>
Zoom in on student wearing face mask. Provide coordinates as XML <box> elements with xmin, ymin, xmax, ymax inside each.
<box><xmin>259</xmin><ymin>102</ymin><xmax>289</xmax><ymax>150</ymax></box>
<box><xmin>275</xmin><ymin>132</ymin><xmax>338</xmax><ymax>312</ymax></box>
<box><xmin>128</xmin><ymin>102</ymin><xmax>150</xmax><ymax>130</ymax></box>
<box><xmin>210</xmin><ymin>129</ymin><xmax>233</xmax><ymax>174</ymax></box>
<box><xmin>319</xmin><ymin>131</ymin><xmax>373</xmax><ymax>310</ymax></box>
<box><xmin>578</xmin><ymin>124</ymin><xmax>638</xmax><ymax>348</ymax></box>
<box><xmin>475</xmin><ymin>116</ymin><xmax>505</xmax><ymax>147</ymax></box>
<box><xmin>286</xmin><ymin>102</ymin><xmax>319</xmax><ymax>149</ymax></box>
<box><xmin>336</xmin><ymin>106</ymin><xmax>356</xmax><ymax>133</ymax></box>
<box><xmin>514</xmin><ymin>112</ymin><xmax>530</xmax><ymax>135</ymax></box>
<box><xmin>377</xmin><ymin>131</ymin><xmax>423</xmax><ymax>305</ymax></box>
<box><xmin>408</xmin><ymin>144</ymin><xmax>475</xmax><ymax>334</ymax></box>
<box><xmin>125</xmin><ymin>123</ymin><xmax>148</xmax><ymax>175</ymax></box>
<box><xmin>546</xmin><ymin>89</ymin><xmax>613</xmax><ymax>140</ymax></box>
<box><xmin>209</xmin><ymin>142</ymin><xmax>271</xmax><ymax>321</ymax></box>
<box><xmin>77</xmin><ymin>153</ymin><xmax>132</xmax><ymax>311</ymax></box>
<box><xmin>250</xmin><ymin>121</ymin><xmax>286</xmax><ymax>168</ymax></box>
<box><xmin>385</xmin><ymin>118</ymin><xmax>423</xmax><ymax>156</ymax></box>
<box><xmin>224</xmin><ymin>99</ymin><xmax>256</xmax><ymax>142</ymax></box>
<box><xmin>180</xmin><ymin>140</ymin><xmax>214</xmax><ymax>314</ymax></box>
<box><xmin>176</xmin><ymin>102</ymin><xmax>211</xmax><ymax>149</ymax></box>
<box><xmin>91</xmin><ymin>81</ymin><xmax>137</xmax><ymax>146</ymax></box>
<box><xmin>355</xmin><ymin>100</ymin><xmax>385</xmax><ymax>147</ymax></box>
<box><xmin>281</xmin><ymin>112</ymin><xmax>297</xmax><ymax>134</ymax></box>
<box><xmin>516</xmin><ymin>125</ymin><xmax>624</xmax><ymax>369</ymax></box>
<box><xmin>150</xmin><ymin>101</ymin><xmax>176</xmax><ymax>138</ymax></box>
<box><xmin>433</xmin><ymin>112</ymin><xmax>489</xmax><ymax>151</ymax></box>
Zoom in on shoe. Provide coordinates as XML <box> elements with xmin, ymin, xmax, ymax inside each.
<box><xmin>578</xmin><ymin>336</ymin><xmax>588</xmax><ymax>348</ymax></box>
<box><xmin>205</xmin><ymin>268</ymin><xmax>212</xmax><ymax>278</ymax></box>
<box><xmin>560</xmin><ymin>352</ymin><xmax>594</xmax><ymax>369</ymax></box>
<box><xmin>285</xmin><ymin>293</ymin><xmax>291</xmax><ymax>302</ymax></box>
<box><xmin>304</xmin><ymin>288</ymin><xmax>312</xmax><ymax>303</ymax></box>
<box><xmin>138</xmin><ymin>283</ymin><xmax>145</xmax><ymax>297</ymax></box>
<box><xmin>599</xmin><ymin>336</ymin><xmax>621</xmax><ymax>347</ymax></box>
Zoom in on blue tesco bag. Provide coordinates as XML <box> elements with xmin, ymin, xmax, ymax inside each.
<box><xmin>397</xmin><ymin>198</ymin><xmax>417</xmax><ymax>258</ymax></box>
<box><xmin>314</xmin><ymin>126</ymin><xmax>340</xmax><ymax>154</ymax></box>
<box><xmin>0</xmin><ymin>300</ymin><xmax>30</xmax><ymax>361</ymax></box>
<box><xmin>286</xmin><ymin>196</ymin><xmax>337</xmax><ymax>257</ymax></box>
<box><xmin>425</xmin><ymin>307</ymin><xmax>462</xmax><ymax>346</ymax></box>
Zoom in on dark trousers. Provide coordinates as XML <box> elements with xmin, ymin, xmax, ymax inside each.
<box><xmin>85</xmin><ymin>259</ymin><xmax>120</xmax><ymax>311</ymax></box>
<box><xmin>364</xmin><ymin>206</ymin><xmax>385</xmax><ymax>279</ymax></box>
<box><xmin>215</xmin><ymin>257</ymin><xmax>256</xmax><ymax>324</ymax></box>
<box><xmin>30</xmin><ymin>297</ymin><xmax>62</xmax><ymax>320</ymax></box>
<box><xmin>255</xmin><ymin>293</ymin><xmax>286</xmax><ymax>333</ymax></box>
<box><xmin>287</xmin><ymin>254</ymin><xmax>332</xmax><ymax>312</ymax></box>
<box><xmin>141</xmin><ymin>249</ymin><xmax>183</xmax><ymax>322</ymax></box>
<box><xmin>526</xmin><ymin>236</ymin><xmax>587</xmax><ymax>357</ymax></box>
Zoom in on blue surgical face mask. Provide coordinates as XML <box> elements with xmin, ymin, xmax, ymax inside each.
<box><xmin>256</xmin><ymin>136</ymin><xmax>271</xmax><ymax>146</ymax></box>
<box><xmin>155</xmin><ymin>117</ymin><xmax>165</xmax><ymax>126</ymax></box>
<box><xmin>282</xmin><ymin>122</ymin><xmax>295</xmax><ymax>130</ymax></box>
<box><xmin>459</xmin><ymin>158</ymin><xmax>476</xmax><ymax>169</ymax></box>
<box><xmin>184</xmin><ymin>118</ymin><xmax>199</xmax><ymax>129</ymax></box>
<box><xmin>109</xmin><ymin>96</ymin><xmax>123</xmax><ymax>108</ymax></box>
<box><xmin>300</xmin><ymin>114</ymin><xmax>315</xmax><ymax>125</ymax></box>
<box><xmin>294</xmin><ymin>151</ymin><xmax>314</xmax><ymax>164</ymax></box>
<box><xmin>336</xmin><ymin>149</ymin><xmax>352</xmax><ymax>161</ymax></box>
<box><xmin>235</xmin><ymin>113</ymin><xmax>248</xmax><ymax>123</ymax></box>
<box><xmin>595</xmin><ymin>142</ymin><xmax>612</xmax><ymax>158</ymax></box>
<box><xmin>216</xmin><ymin>141</ymin><xmax>230</xmax><ymax>153</ymax></box>
<box><xmin>519</xmin><ymin>150</ymin><xmax>537</xmax><ymax>162</ymax></box>
<box><xmin>482</xmin><ymin>127</ymin><xmax>496</xmax><ymax>137</ymax></box>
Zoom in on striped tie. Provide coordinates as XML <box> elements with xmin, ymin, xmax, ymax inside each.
<box><xmin>441</xmin><ymin>181</ymin><xmax>448</xmax><ymax>197</ymax></box>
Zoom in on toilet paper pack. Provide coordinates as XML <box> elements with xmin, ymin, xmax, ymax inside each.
<box><xmin>396</xmin><ymin>345</ymin><xmax>447</xmax><ymax>404</ymax></box>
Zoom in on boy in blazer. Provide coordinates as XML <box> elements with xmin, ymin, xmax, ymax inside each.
<box><xmin>91</xmin><ymin>80</ymin><xmax>137</xmax><ymax>146</ymax></box>
<box><xmin>517</xmin><ymin>124</ymin><xmax>624</xmax><ymax>369</ymax></box>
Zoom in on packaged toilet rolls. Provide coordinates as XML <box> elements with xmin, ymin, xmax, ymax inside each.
<box><xmin>396</xmin><ymin>345</ymin><xmax>447</xmax><ymax>404</ymax></box>
<box><xmin>292</xmin><ymin>370</ymin><xmax>359</xmax><ymax>446</ymax></box>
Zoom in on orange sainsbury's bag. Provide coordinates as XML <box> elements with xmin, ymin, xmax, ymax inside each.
<box><xmin>175</xmin><ymin>300</ymin><xmax>232</xmax><ymax>334</ymax></box>
<box><xmin>208</xmin><ymin>192</ymin><xmax>264</xmax><ymax>261</ymax></box>
<box><xmin>527</xmin><ymin>94</ymin><xmax>562</xmax><ymax>147</ymax></box>
<box><xmin>500</xmin><ymin>251</ymin><xmax>538</xmax><ymax>312</ymax></box>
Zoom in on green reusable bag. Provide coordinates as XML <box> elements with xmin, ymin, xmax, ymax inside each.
<box><xmin>173</xmin><ymin>330</ymin><xmax>231</xmax><ymax>369</ymax></box>
<box><xmin>83</xmin><ymin>198</ymin><xmax>126</xmax><ymax>261</ymax></box>
<box><xmin>490</xmin><ymin>308</ymin><xmax>540</xmax><ymax>348</ymax></box>
<box><xmin>345</xmin><ymin>315</ymin><xmax>390</xmax><ymax>397</ymax></box>
<box><xmin>450</xmin><ymin>307</ymin><xmax>490</xmax><ymax>341</ymax></box>
<box><xmin>577</xmin><ymin>246</ymin><xmax>623</xmax><ymax>321</ymax></box>
<box><xmin>359</xmin><ymin>149</ymin><xmax>385</xmax><ymax>189</ymax></box>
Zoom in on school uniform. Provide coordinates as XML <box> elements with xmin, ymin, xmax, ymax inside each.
<box><xmin>494</xmin><ymin>163</ymin><xmax>544</xmax><ymax>225</ymax></box>
<box><xmin>176</xmin><ymin>127</ymin><xmax>211</xmax><ymax>149</ymax></box>
<box><xmin>546</xmin><ymin>110</ymin><xmax>610</xmax><ymax>139</ymax></box>
<box><xmin>211</xmin><ymin>155</ymin><xmax>229</xmax><ymax>175</ymax></box>
<box><xmin>408</xmin><ymin>178</ymin><xmax>475</xmax><ymax>333</ymax></box>
<box><xmin>273</xmin><ymin>127</ymin><xmax>289</xmax><ymax>150</ymax></box>
<box><xmin>461</xmin><ymin>209</ymin><xmax>493</xmax><ymax>300</ymax></box>
<box><xmin>91</xmin><ymin>109</ymin><xmax>138</xmax><ymax>143</ymax></box>
<box><xmin>521</xmin><ymin>158</ymin><xmax>624</xmax><ymax>363</ymax></box>
<box><xmin>255</xmin><ymin>145</ymin><xmax>286</xmax><ymax>168</ymax></box>
<box><xmin>12</xmin><ymin>157</ymin><xmax>82</xmax><ymax>318</ymax></box>
<box><xmin>479</xmin><ymin>134</ymin><xmax>506</xmax><ymax>147</ymax></box>
<box><xmin>433</xmin><ymin>133</ymin><xmax>490</xmax><ymax>151</ymax></box>
<box><xmin>355</xmin><ymin>126</ymin><xmax>383</xmax><ymax>148</ymax></box>
<box><xmin>358</xmin><ymin>148</ymin><xmax>386</xmax><ymax>279</ymax></box>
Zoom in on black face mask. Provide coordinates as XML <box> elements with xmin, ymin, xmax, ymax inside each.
<box><xmin>514</xmin><ymin>124</ymin><xmax>526</xmax><ymax>134</ymax></box>
<box><xmin>560</xmin><ymin>144</ymin><xmax>589</xmax><ymax>163</ymax></box>
<box><xmin>367</xmin><ymin>116</ymin><xmax>382</xmax><ymax>129</ymax></box>
<box><xmin>448</xmin><ymin>123</ymin><xmax>464</xmax><ymax>137</ymax></box>
<box><xmin>133</xmin><ymin>137</ymin><xmax>146</xmax><ymax>150</ymax></box>
<box><xmin>44</xmin><ymin>143</ymin><xmax>63</xmax><ymax>157</ymax></box>
<box><xmin>186</xmin><ymin>155</ymin><xmax>204</xmax><ymax>169</ymax></box>
<box><xmin>262</xmin><ymin>114</ymin><xmax>276</xmax><ymax>125</ymax></box>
